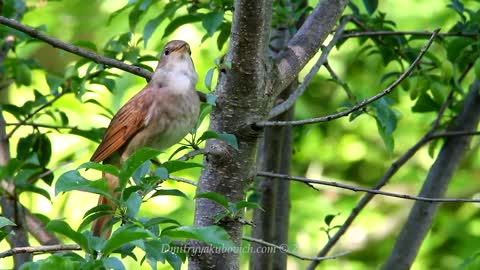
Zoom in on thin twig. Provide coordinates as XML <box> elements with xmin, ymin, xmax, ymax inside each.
<box><xmin>269</xmin><ymin>16</ymin><xmax>350</xmax><ymax>118</ymax></box>
<box><xmin>5</xmin><ymin>91</ymin><xmax>68</xmax><ymax>139</ymax></box>
<box><xmin>168</xmin><ymin>175</ymin><xmax>197</xmax><ymax>186</ymax></box>
<box><xmin>257</xmin><ymin>171</ymin><xmax>480</xmax><ymax>203</ymax></box>
<box><xmin>0</xmin><ymin>244</ymin><xmax>81</xmax><ymax>258</ymax></box>
<box><xmin>6</xmin><ymin>122</ymin><xmax>78</xmax><ymax>130</ymax></box>
<box><xmin>324</xmin><ymin>61</ymin><xmax>355</xmax><ymax>101</ymax></box>
<box><xmin>0</xmin><ymin>16</ymin><xmax>208</xmax><ymax>102</ymax></box>
<box><xmin>177</xmin><ymin>148</ymin><xmax>206</xmax><ymax>161</ymax></box>
<box><xmin>0</xmin><ymin>16</ymin><xmax>151</xmax><ymax>80</ymax></box>
<box><xmin>242</xmin><ymin>236</ymin><xmax>350</xmax><ymax>261</ymax></box>
<box><xmin>257</xmin><ymin>29</ymin><xmax>440</xmax><ymax>127</ymax></box>
<box><xmin>341</xmin><ymin>30</ymin><xmax>480</xmax><ymax>40</ymax></box>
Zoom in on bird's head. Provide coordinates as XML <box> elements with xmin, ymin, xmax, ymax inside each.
<box><xmin>153</xmin><ymin>40</ymin><xmax>198</xmax><ymax>89</ymax></box>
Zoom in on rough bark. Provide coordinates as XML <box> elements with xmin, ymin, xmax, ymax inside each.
<box><xmin>381</xmin><ymin>80</ymin><xmax>480</xmax><ymax>270</ymax></box>
<box><xmin>250</xmin><ymin>90</ymin><xmax>293</xmax><ymax>270</ymax></box>
<box><xmin>275</xmin><ymin>0</ymin><xmax>349</xmax><ymax>94</ymax></box>
<box><xmin>189</xmin><ymin>1</ymin><xmax>348</xmax><ymax>269</ymax></box>
<box><xmin>189</xmin><ymin>1</ymin><xmax>275</xmax><ymax>269</ymax></box>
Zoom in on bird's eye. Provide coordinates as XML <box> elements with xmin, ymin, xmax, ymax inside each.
<box><xmin>164</xmin><ymin>49</ymin><xmax>170</xmax><ymax>56</ymax></box>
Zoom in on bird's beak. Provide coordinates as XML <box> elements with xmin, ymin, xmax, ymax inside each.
<box><xmin>174</xmin><ymin>43</ymin><xmax>191</xmax><ymax>55</ymax></box>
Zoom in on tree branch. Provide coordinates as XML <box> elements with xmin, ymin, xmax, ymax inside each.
<box><xmin>168</xmin><ymin>175</ymin><xmax>197</xmax><ymax>186</ymax></box>
<box><xmin>0</xmin><ymin>244</ymin><xmax>80</xmax><ymax>259</ymax></box>
<box><xmin>258</xmin><ymin>29</ymin><xmax>440</xmax><ymax>127</ymax></box>
<box><xmin>0</xmin><ymin>16</ymin><xmax>151</xmax><ymax>79</ymax></box>
<box><xmin>341</xmin><ymin>30</ymin><xmax>480</xmax><ymax>40</ymax></box>
<box><xmin>177</xmin><ymin>148</ymin><xmax>206</xmax><ymax>161</ymax></box>
<box><xmin>242</xmin><ymin>236</ymin><xmax>350</xmax><ymax>261</ymax></box>
<box><xmin>382</xmin><ymin>80</ymin><xmax>480</xmax><ymax>270</ymax></box>
<box><xmin>306</xmin><ymin>63</ymin><xmax>471</xmax><ymax>269</ymax></box>
<box><xmin>269</xmin><ymin>16</ymin><xmax>349</xmax><ymax>118</ymax></box>
<box><xmin>275</xmin><ymin>0</ymin><xmax>349</xmax><ymax>93</ymax></box>
<box><xmin>6</xmin><ymin>122</ymin><xmax>78</xmax><ymax>131</ymax></box>
<box><xmin>324</xmin><ymin>61</ymin><xmax>355</xmax><ymax>101</ymax></box>
<box><xmin>257</xmin><ymin>171</ymin><xmax>480</xmax><ymax>203</ymax></box>
<box><xmin>0</xmin><ymin>16</ymin><xmax>208</xmax><ymax>102</ymax></box>
<box><xmin>5</xmin><ymin>90</ymin><xmax>68</xmax><ymax>139</ymax></box>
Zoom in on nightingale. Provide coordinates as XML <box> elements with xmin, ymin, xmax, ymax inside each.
<box><xmin>90</xmin><ymin>40</ymin><xmax>199</xmax><ymax>238</ymax></box>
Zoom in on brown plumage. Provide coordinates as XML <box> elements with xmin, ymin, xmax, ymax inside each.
<box><xmin>90</xmin><ymin>40</ymin><xmax>199</xmax><ymax>238</ymax></box>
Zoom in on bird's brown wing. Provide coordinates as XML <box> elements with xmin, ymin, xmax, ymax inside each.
<box><xmin>90</xmin><ymin>85</ymin><xmax>154</xmax><ymax>163</ymax></box>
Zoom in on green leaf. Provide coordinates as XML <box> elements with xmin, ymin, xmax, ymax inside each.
<box><xmin>0</xmin><ymin>216</ymin><xmax>16</xmax><ymax>228</ymax></box>
<box><xmin>163</xmin><ymin>225</ymin><xmax>235</xmax><ymax>249</ymax></box>
<box><xmin>371</xmin><ymin>99</ymin><xmax>397</xmax><ymax>154</ymax></box>
<box><xmin>151</xmin><ymin>189</ymin><xmax>189</xmax><ymax>199</ymax></box>
<box><xmin>102</xmin><ymin>229</ymin><xmax>152</xmax><ymax>255</ymax></box>
<box><xmin>69</xmin><ymin>127</ymin><xmax>105</xmax><ymax>143</ymax></box>
<box><xmin>16</xmin><ymin>183</ymin><xmax>51</xmax><ymax>200</ymax></box>
<box><xmin>198</xmin><ymin>131</ymin><xmax>239</xmax><ymax>150</ymax></box>
<box><xmin>234</xmin><ymin>201</ymin><xmax>261</xmax><ymax>212</ymax></box>
<box><xmin>154</xmin><ymin>167</ymin><xmax>169</xmax><ymax>180</ymax></box>
<box><xmin>202</xmin><ymin>12</ymin><xmax>224</xmax><ymax>37</ymax></box>
<box><xmin>144</xmin><ymin>15</ymin><xmax>163</xmax><ymax>48</ymax></box>
<box><xmin>143</xmin><ymin>2</ymin><xmax>178</xmax><ymax>48</ymax></box>
<box><xmin>36</xmin><ymin>134</ymin><xmax>52</xmax><ymax>167</ymax></box>
<box><xmin>206</xmin><ymin>93</ymin><xmax>217</xmax><ymax>106</ymax></box>
<box><xmin>165</xmin><ymin>251</ymin><xmax>182</xmax><ymax>270</ymax></box>
<box><xmin>103</xmin><ymin>257</ymin><xmax>126</xmax><ymax>270</ymax></box>
<box><xmin>216</xmin><ymin>23</ymin><xmax>231</xmax><ymax>50</ymax></box>
<box><xmin>195</xmin><ymin>192</ymin><xmax>229</xmax><ymax>210</ymax></box>
<box><xmin>34</xmin><ymin>255</ymin><xmax>80</xmax><ymax>270</ymax></box>
<box><xmin>373</xmin><ymin>99</ymin><xmax>397</xmax><ymax>134</ymax></box>
<box><xmin>55</xmin><ymin>170</ymin><xmax>111</xmax><ymax>198</ymax></box>
<box><xmin>363</xmin><ymin>0</ymin><xmax>378</xmax><ymax>15</ymax></box>
<box><xmin>375</xmin><ymin>118</ymin><xmax>394</xmax><ymax>155</ymax></box>
<box><xmin>163</xmin><ymin>14</ymin><xmax>202</xmax><ymax>38</ymax></box>
<box><xmin>161</xmin><ymin>160</ymin><xmax>203</xmax><ymax>173</ymax></box>
<box><xmin>77</xmin><ymin>162</ymin><xmax>119</xmax><ymax>176</ymax></box>
<box><xmin>411</xmin><ymin>92</ymin><xmax>439</xmax><ymax>112</ymax></box>
<box><xmin>46</xmin><ymin>220</ymin><xmax>88</xmax><ymax>250</ymax></box>
<box><xmin>204</xmin><ymin>67</ymin><xmax>215</xmax><ymax>91</ymax></box>
<box><xmin>108</xmin><ymin>2</ymin><xmax>136</xmax><ymax>24</ymax></box>
<box><xmin>118</xmin><ymin>148</ymin><xmax>162</xmax><ymax>188</ymax></box>
<box><xmin>324</xmin><ymin>214</ymin><xmax>338</xmax><ymax>226</ymax></box>
<box><xmin>125</xmin><ymin>192</ymin><xmax>142</xmax><ymax>218</ymax></box>
<box><xmin>144</xmin><ymin>217</ymin><xmax>181</xmax><ymax>228</ymax></box>
<box><xmin>196</xmin><ymin>103</ymin><xmax>212</xmax><ymax>129</ymax></box>
<box><xmin>447</xmin><ymin>37</ymin><xmax>471</xmax><ymax>63</ymax></box>
<box><xmin>45</xmin><ymin>74</ymin><xmax>64</xmax><ymax>95</ymax></box>
<box><xmin>79</xmin><ymin>211</ymin><xmax>113</xmax><ymax>232</ymax></box>
<box><xmin>2</xmin><ymin>104</ymin><xmax>24</xmax><ymax>120</ymax></box>
<box><xmin>15</xmin><ymin>63</ymin><xmax>32</xmax><ymax>86</ymax></box>
<box><xmin>144</xmin><ymin>239</ymin><xmax>168</xmax><ymax>263</ymax></box>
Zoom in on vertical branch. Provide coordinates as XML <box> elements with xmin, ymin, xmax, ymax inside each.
<box><xmin>251</xmin><ymin>85</ymin><xmax>294</xmax><ymax>270</ymax></box>
<box><xmin>381</xmin><ymin>80</ymin><xmax>480</xmax><ymax>270</ymax></box>
<box><xmin>190</xmin><ymin>1</ymin><xmax>274</xmax><ymax>269</ymax></box>
<box><xmin>250</xmin><ymin>0</ymin><xmax>306</xmax><ymax>267</ymax></box>
<box><xmin>0</xmin><ymin>2</ymin><xmax>32</xmax><ymax>268</ymax></box>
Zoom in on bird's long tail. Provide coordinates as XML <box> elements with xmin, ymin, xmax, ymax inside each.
<box><xmin>92</xmin><ymin>172</ymin><xmax>119</xmax><ymax>238</ymax></box>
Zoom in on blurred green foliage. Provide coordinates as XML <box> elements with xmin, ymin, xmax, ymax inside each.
<box><xmin>0</xmin><ymin>0</ymin><xmax>480</xmax><ymax>269</ymax></box>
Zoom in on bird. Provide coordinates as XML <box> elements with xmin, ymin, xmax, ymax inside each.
<box><xmin>90</xmin><ymin>40</ymin><xmax>200</xmax><ymax>238</ymax></box>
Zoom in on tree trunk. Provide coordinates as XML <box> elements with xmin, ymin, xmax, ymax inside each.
<box><xmin>189</xmin><ymin>1</ymin><xmax>275</xmax><ymax>269</ymax></box>
<box><xmin>189</xmin><ymin>0</ymin><xmax>348</xmax><ymax>268</ymax></box>
<box><xmin>382</xmin><ymin>80</ymin><xmax>480</xmax><ymax>270</ymax></box>
<box><xmin>250</xmin><ymin>95</ymin><xmax>293</xmax><ymax>270</ymax></box>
